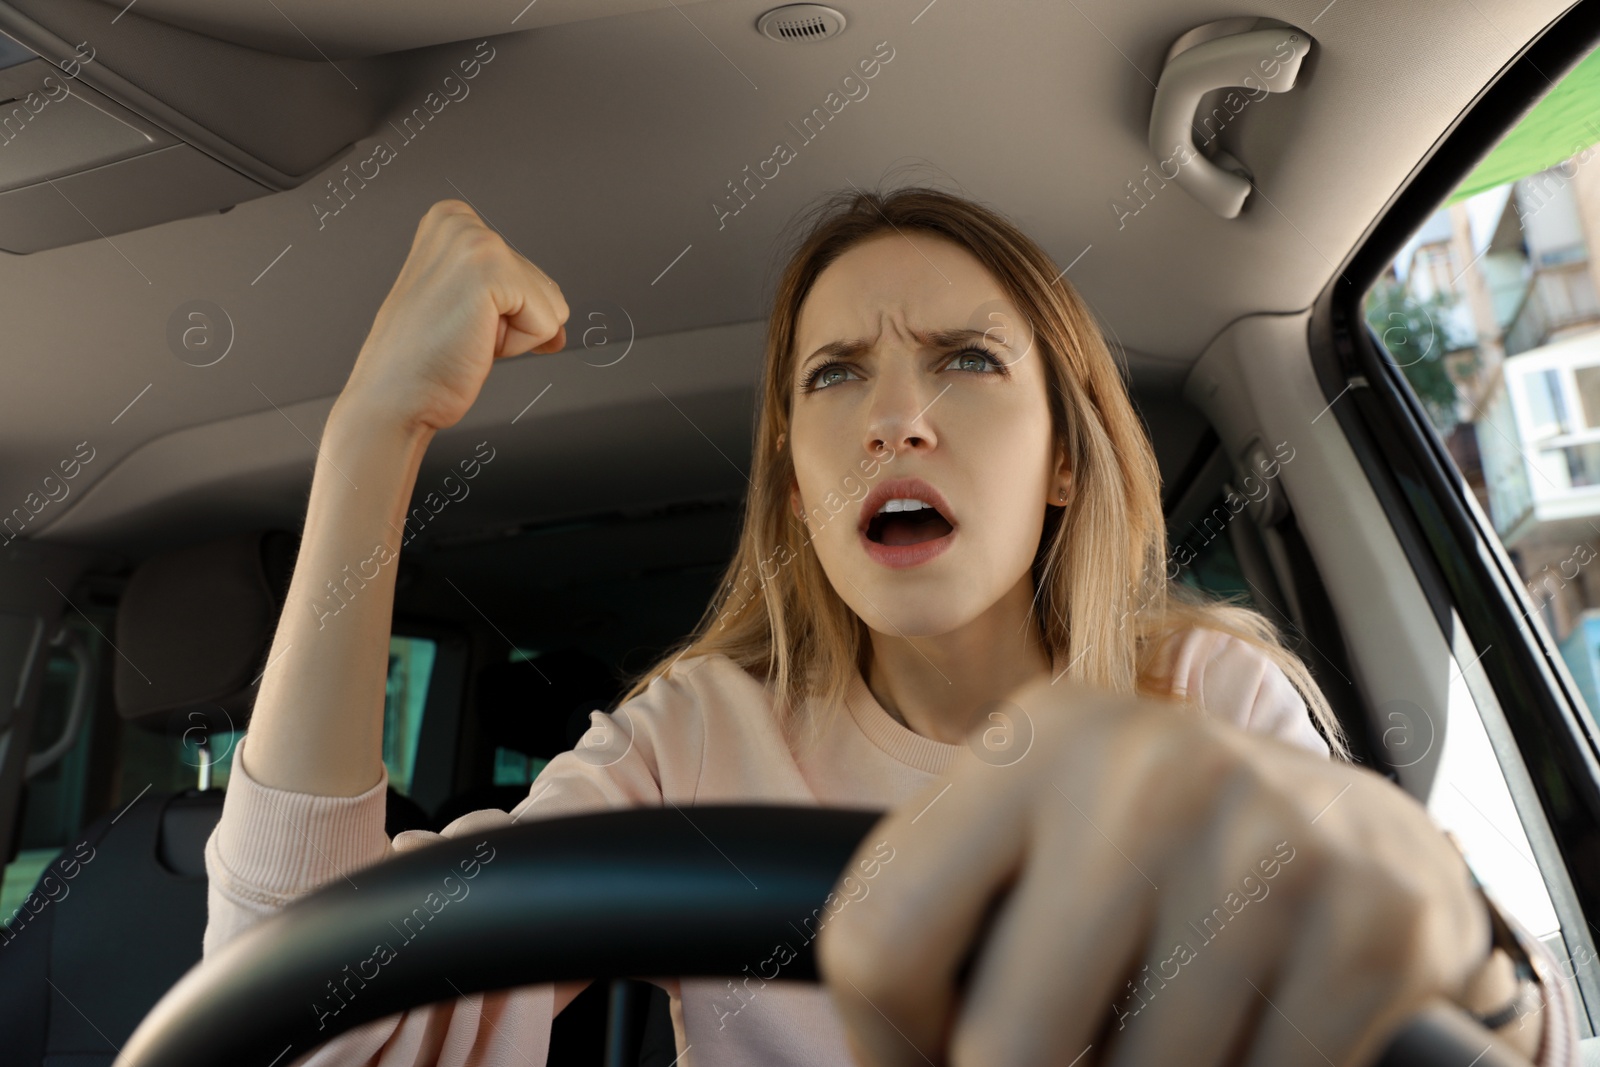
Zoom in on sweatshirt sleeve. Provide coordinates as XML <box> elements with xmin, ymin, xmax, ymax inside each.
<box><xmin>1514</xmin><ymin>906</ymin><xmax>1584</xmax><ymax>1067</ymax></box>
<box><xmin>1163</xmin><ymin>627</ymin><xmax>1330</xmax><ymax>758</ymax></box>
<box><xmin>201</xmin><ymin>657</ymin><xmax>709</xmax><ymax>1067</ymax></box>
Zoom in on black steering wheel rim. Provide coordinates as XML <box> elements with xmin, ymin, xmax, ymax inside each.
<box><xmin>113</xmin><ymin>805</ymin><xmax>1532</xmax><ymax>1067</ymax></box>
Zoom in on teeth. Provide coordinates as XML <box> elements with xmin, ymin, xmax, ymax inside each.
<box><xmin>877</xmin><ymin>498</ymin><xmax>933</xmax><ymax>515</ymax></box>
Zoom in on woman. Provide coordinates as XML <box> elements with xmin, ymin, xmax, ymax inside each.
<box><xmin>204</xmin><ymin>188</ymin><xmax>1574</xmax><ymax>1066</ymax></box>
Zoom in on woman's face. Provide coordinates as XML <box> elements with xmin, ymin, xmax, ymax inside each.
<box><xmin>788</xmin><ymin>230</ymin><xmax>1066</xmax><ymax>639</ymax></box>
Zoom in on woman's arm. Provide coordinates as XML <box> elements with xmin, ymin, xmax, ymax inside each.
<box><xmin>240</xmin><ymin>406</ymin><xmax>432</xmax><ymax>796</ymax></box>
<box><xmin>201</xmin><ymin>200</ymin><xmax>572</xmax><ymax>1065</ymax></box>
<box><xmin>244</xmin><ymin>199</ymin><xmax>567</xmax><ymax>797</ymax></box>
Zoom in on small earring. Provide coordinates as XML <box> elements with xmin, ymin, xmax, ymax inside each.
<box><xmin>1058</xmin><ymin>488</ymin><xmax>1068</xmax><ymax>502</ymax></box>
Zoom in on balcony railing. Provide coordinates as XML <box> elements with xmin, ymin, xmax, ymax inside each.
<box><xmin>1504</xmin><ymin>260</ymin><xmax>1600</xmax><ymax>357</ymax></box>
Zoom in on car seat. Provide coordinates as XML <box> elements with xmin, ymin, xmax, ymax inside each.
<box><xmin>0</xmin><ymin>530</ymin><xmax>431</xmax><ymax>1066</ymax></box>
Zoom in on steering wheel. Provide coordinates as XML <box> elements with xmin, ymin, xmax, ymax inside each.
<box><xmin>113</xmin><ymin>805</ymin><xmax>1533</xmax><ymax>1067</ymax></box>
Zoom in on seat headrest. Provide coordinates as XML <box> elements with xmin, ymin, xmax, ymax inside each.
<box><xmin>475</xmin><ymin>647</ymin><xmax>621</xmax><ymax>760</ymax></box>
<box><xmin>113</xmin><ymin>530</ymin><xmax>297</xmax><ymax>736</ymax></box>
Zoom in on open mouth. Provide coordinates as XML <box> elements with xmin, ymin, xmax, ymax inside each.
<box><xmin>864</xmin><ymin>502</ymin><xmax>955</xmax><ymax>546</ymax></box>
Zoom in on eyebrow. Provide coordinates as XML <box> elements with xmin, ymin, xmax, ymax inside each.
<box><xmin>798</xmin><ymin>326</ymin><xmax>1011</xmax><ymax>372</ymax></box>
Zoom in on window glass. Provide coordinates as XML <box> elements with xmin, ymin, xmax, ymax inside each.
<box><xmin>4</xmin><ymin>625</ymin><xmax>436</xmax><ymax>926</ymax></box>
<box><xmin>1574</xmin><ymin>362</ymin><xmax>1600</xmax><ymax>426</ymax></box>
<box><xmin>1366</xmin><ymin>46</ymin><xmax>1600</xmax><ymax>734</ymax></box>
<box><xmin>1525</xmin><ymin>367</ymin><xmax>1569</xmax><ymax>438</ymax></box>
<box><xmin>1428</xmin><ymin>645</ymin><xmax>1561</xmax><ymax>940</ymax></box>
<box><xmin>3</xmin><ymin>612</ymin><xmax>102</xmax><ymax>929</ymax></box>
<box><xmin>494</xmin><ymin>647</ymin><xmax>550</xmax><ymax>786</ymax></box>
<box><xmin>383</xmin><ymin>635</ymin><xmax>436</xmax><ymax>796</ymax></box>
<box><xmin>493</xmin><ymin>748</ymin><xmax>549</xmax><ymax>787</ymax></box>
<box><xmin>1366</xmin><ymin>45</ymin><xmax>1600</xmax><ymax>1015</ymax></box>
<box><xmin>0</xmin><ymin>848</ymin><xmax>60</xmax><ymax>932</ymax></box>
<box><xmin>21</xmin><ymin>631</ymin><xmax>91</xmax><ymax>841</ymax></box>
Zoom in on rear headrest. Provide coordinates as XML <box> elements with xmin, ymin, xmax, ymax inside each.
<box><xmin>113</xmin><ymin>530</ymin><xmax>297</xmax><ymax>736</ymax></box>
<box><xmin>475</xmin><ymin>648</ymin><xmax>622</xmax><ymax>760</ymax></box>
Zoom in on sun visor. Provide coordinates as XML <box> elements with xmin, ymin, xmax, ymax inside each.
<box><xmin>0</xmin><ymin>0</ymin><xmax>403</xmax><ymax>252</ymax></box>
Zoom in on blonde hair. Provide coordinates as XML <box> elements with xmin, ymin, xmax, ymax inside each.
<box><xmin>617</xmin><ymin>185</ymin><xmax>1348</xmax><ymax>761</ymax></box>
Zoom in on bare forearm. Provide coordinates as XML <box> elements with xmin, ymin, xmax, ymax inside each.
<box><xmin>241</xmin><ymin>399</ymin><xmax>435</xmax><ymax>796</ymax></box>
<box><xmin>238</xmin><ymin>199</ymin><xmax>568</xmax><ymax>795</ymax></box>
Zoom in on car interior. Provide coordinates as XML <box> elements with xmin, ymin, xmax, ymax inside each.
<box><xmin>0</xmin><ymin>0</ymin><xmax>1597</xmax><ymax>1064</ymax></box>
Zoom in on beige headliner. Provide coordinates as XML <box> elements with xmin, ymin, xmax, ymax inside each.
<box><xmin>3</xmin><ymin>0</ymin><xmax>1573</xmax><ymax>550</ymax></box>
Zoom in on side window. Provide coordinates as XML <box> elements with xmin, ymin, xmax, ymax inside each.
<box><xmin>20</xmin><ymin>622</ymin><xmax>92</xmax><ymax>837</ymax></box>
<box><xmin>0</xmin><ymin>613</ymin><xmax>97</xmax><ymax>929</ymax></box>
<box><xmin>1365</xmin><ymin>45</ymin><xmax>1600</xmax><ymax>1015</ymax></box>
<box><xmin>2</xmin><ymin>619</ymin><xmax>438</xmax><ymax>928</ymax></box>
<box><xmin>493</xmin><ymin>647</ymin><xmax>550</xmax><ymax>787</ymax></box>
<box><xmin>1365</xmin><ymin>47</ymin><xmax>1600</xmax><ymax>733</ymax></box>
<box><xmin>383</xmin><ymin>635</ymin><xmax>436</xmax><ymax>796</ymax></box>
<box><xmin>493</xmin><ymin>748</ymin><xmax>548</xmax><ymax>787</ymax></box>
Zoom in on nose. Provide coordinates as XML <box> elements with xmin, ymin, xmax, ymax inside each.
<box><xmin>862</xmin><ymin>354</ymin><xmax>939</xmax><ymax>457</ymax></box>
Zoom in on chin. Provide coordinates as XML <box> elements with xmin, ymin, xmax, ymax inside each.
<box><xmin>843</xmin><ymin>587</ymin><xmax>983</xmax><ymax>640</ymax></box>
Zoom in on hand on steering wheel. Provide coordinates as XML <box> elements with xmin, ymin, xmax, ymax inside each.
<box><xmin>817</xmin><ymin>678</ymin><xmax>1527</xmax><ymax>1067</ymax></box>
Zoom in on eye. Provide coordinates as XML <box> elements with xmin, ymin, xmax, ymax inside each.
<box><xmin>800</xmin><ymin>360</ymin><xmax>859</xmax><ymax>392</ymax></box>
<box><xmin>944</xmin><ymin>344</ymin><xmax>1008</xmax><ymax>375</ymax></box>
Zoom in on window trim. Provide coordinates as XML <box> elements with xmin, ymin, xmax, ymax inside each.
<box><xmin>1310</xmin><ymin>0</ymin><xmax>1600</xmax><ymax>966</ymax></box>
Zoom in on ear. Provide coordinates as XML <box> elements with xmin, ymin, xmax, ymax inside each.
<box><xmin>1051</xmin><ymin>444</ymin><xmax>1073</xmax><ymax>506</ymax></box>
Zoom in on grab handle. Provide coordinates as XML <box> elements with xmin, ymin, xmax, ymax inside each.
<box><xmin>1148</xmin><ymin>27</ymin><xmax>1312</xmax><ymax>218</ymax></box>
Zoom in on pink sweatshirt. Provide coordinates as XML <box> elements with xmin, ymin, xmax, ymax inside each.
<box><xmin>202</xmin><ymin>627</ymin><xmax>1578</xmax><ymax>1066</ymax></box>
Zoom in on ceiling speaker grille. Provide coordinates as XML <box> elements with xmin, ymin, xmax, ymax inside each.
<box><xmin>756</xmin><ymin>5</ymin><xmax>847</xmax><ymax>43</ymax></box>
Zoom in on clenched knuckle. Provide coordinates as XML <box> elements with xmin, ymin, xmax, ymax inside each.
<box><xmin>456</xmin><ymin>227</ymin><xmax>503</xmax><ymax>261</ymax></box>
<box><xmin>425</xmin><ymin>198</ymin><xmax>472</xmax><ymax>226</ymax></box>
